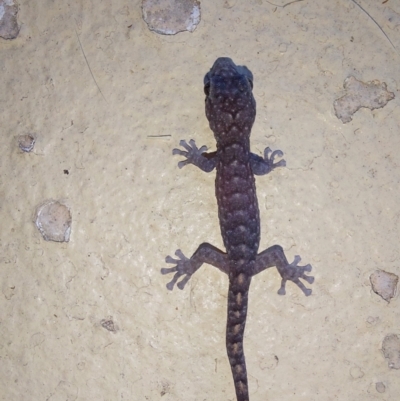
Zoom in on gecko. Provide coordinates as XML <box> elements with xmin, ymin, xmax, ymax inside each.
<box><xmin>161</xmin><ymin>57</ymin><xmax>314</xmax><ymax>401</ymax></box>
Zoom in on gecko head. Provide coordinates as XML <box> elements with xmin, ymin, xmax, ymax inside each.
<box><xmin>204</xmin><ymin>58</ymin><xmax>256</xmax><ymax>145</ymax></box>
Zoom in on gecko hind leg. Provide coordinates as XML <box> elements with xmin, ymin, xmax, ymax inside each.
<box><xmin>252</xmin><ymin>245</ymin><xmax>314</xmax><ymax>296</ymax></box>
<box><xmin>161</xmin><ymin>243</ymin><xmax>229</xmax><ymax>290</ymax></box>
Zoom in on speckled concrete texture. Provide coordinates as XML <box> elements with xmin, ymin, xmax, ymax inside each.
<box><xmin>1</xmin><ymin>1</ymin><xmax>399</xmax><ymax>400</ymax></box>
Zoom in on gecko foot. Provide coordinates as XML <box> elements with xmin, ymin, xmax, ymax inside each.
<box><xmin>161</xmin><ymin>249</ymin><xmax>196</xmax><ymax>290</ymax></box>
<box><xmin>276</xmin><ymin>255</ymin><xmax>314</xmax><ymax>296</ymax></box>
<box><xmin>264</xmin><ymin>146</ymin><xmax>286</xmax><ymax>169</ymax></box>
<box><xmin>172</xmin><ymin>139</ymin><xmax>208</xmax><ymax>169</ymax></box>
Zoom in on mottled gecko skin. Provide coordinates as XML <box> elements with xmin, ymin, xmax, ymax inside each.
<box><xmin>161</xmin><ymin>57</ymin><xmax>314</xmax><ymax>401</ymax></box>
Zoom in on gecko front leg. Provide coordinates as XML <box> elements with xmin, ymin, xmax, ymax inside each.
<box><xmin>161</xmin><ymin>243</ymin><xmax>229</xmax><ymax>290</ymax></box>
<box><xmin>250</xmin><ymin>146</ymin><xmax>286</xmax><ymax>176</ymax></box>
<box><xmin>252</xmin><ymin>245</ymin><xmax>314</xmax><ymax>296</ymax></box>
<box><xmin>173</xmin><ymin>139</ymin><xmax>218</xmax><ymax>172</ymax></box>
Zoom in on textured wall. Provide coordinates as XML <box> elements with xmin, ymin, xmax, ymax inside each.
<box><xmin>1</xmin><ymin>1</ymin><xmax>399</xmax><ymax>400</ymax></box>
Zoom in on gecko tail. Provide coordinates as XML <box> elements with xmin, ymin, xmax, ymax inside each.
<box><xmin>226</xmin><ymin>273</ymin><xmax>251</xmax><ymax>401</ymax></box>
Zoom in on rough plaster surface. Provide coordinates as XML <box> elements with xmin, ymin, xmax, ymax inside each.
<box><xmin>1</xmin><ymin>1</ymin><xmax>399</xmax><ymax>400</ymax></box>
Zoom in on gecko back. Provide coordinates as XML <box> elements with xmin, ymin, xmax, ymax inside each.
<box><xmin>205</xmin><ymin>58</ymin><xmax>260</xmax><ymax>270</ymax></box>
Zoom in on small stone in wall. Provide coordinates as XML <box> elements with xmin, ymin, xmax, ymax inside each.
<box><xmin>18</xmin><ymin>134</ymin><xmax>36</xmax><ymax>152</ymax></box>
<box><xmin>333</xmin><ymin>76</ymin><xmax>395</xmax><ymax>123</ymax></box>
<box><xmin>100</xmin><ymin>317</ymin><xmax>118</xmax><ymax>333</ymax></box>
<box><xmin>382</xmin><ymin>334</ymin><xmax>400</xmax><ymax>369</ymax></box>
<box><xmin>0</xmin><ymin>0</ymin><xmax>19</xmax><ymax>40</ymax></box>
<box><xmin>142</xmin><ymin>0</ymin><xmax>201</xmax><ymax>35</ymax></box>
<box><xmin>375</xmin><ymin>382</ymin><xmax>386</xmax><ymax>393</ymax></box>
<box><xmin>370</xmin><ymin>269</ymin><xmax>398</xmax><ymax>302</ymax></box>
<box><xmin>35</xmin><ymin>200</ymin><xmax>72</xmax><ymax>242</ymax></box>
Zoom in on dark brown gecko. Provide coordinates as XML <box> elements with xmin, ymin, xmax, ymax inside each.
<box><xmin>161</xmin><ymin>57</ymin><xmax>314</xmax><ymax>401</ymax></box>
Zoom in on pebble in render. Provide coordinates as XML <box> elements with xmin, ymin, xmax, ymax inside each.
<box><xmin>333</xmin><ymin>76</ymin><xmax>394</xmax><ymax>123</ymax></box>
<box><xmin>35</xmin><ymin>200</ymin><xmax>72</xmax><ymax>243</ymax></box>
<box><xmin>0</xmin><ymin>0</ymin><xmax>19</xmax><ymax>40</ymax></box>
<box><xmin>142</xmin><ymin>0</ymin><xmax>200</xmax><ymax>35</ymax></box>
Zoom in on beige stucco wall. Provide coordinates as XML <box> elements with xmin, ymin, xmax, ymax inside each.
<box><xmin>1</xmin><ymin>1</ymin><xmax>399</xmax><ymax>400</ymax></box>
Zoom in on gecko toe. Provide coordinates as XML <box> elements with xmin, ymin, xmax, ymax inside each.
<box><xmin>175</xmin><ymin>249</ymin><xmax>188</xmax><ymax>260</ymax></box>
<box><xmin>166</xmin><ymin>272</ymin><xmax>182</xmax><ymax>290</ymax></box>
<box><xmin>277</xmin><ymin>279</ymin><xmax>287</xmax><ymax>295</ymax></box>
<box><xmin>303</xmin><ymin>274</ymin><xmax>314</xmax><ymax>284</ymax></box>
<box><xmin>275</xmin><ymin>159</ymin><xmax>286</xmax><ymax>168</ymax></box>
<box><xmin>166</xmin><ymin>281</ymin><xmax>175</xmax><ymax>291</ymax></box>
<box><xmin>271</xmin><ymin>149</ymin><xmax>284</xmax><ymax>160</ymax></box>
<box><xmin>165</xmin><ymin>255</ymin><xmax>178</xmax><ymax>264</ymax></box>
<box><xmin>178</xmin><ymin>160</ymin><xmax>190</xmax><ymax>169</ymax></box>
<box><xmin>177</xmin><ymin>275</ymin><xmax>191</xmax><ymax>290</ymax></box>
<box><xmin>263</xmin><ymin>147</ymin><xmax>272</xmax><ymax>157</ymax></box>
<box><xmin>180</xmin><ymin>139</ymin><xmax>191</xmax><ymax>149</ymax></box>
<box><xmin>304</xmin><ymin>264</ymin><xmax>312</xmax><ymax>273</ymax></box>
<box><xmin>173</xmin><ymin>148</ymin><xmax>187</xmax><ymax>156</ymax></box>
<box><xmin>294</xmin><ymin>278</ymin><xmax>312</xmax><ymax>296</ymax></box>
<box><xmin>161</xmin><ymin>267</ymin><xmax>177</xmax><ymax>274</ymax></box>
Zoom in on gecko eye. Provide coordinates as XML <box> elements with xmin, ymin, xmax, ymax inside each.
<box><xmin>204</xmin><ymin>83</ymin><xmax>210</xmax><ymax>96</ymax></box>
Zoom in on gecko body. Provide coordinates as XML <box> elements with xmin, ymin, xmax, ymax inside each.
<box><xmin>161</xmin><ymin>57</ymin><xmax>313</xmax><ymax>401</ymax></box>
